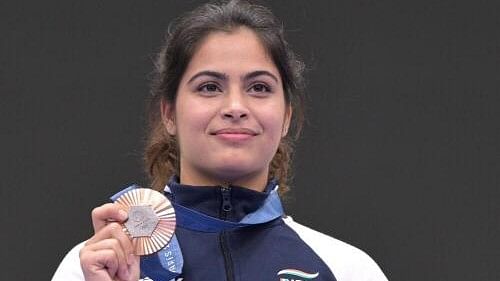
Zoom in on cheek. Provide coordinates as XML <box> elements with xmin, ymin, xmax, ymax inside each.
<box><xmin>174</xmin><ymin>97</ymin><xmax>213</xmax><ymax>140</ymax></box>
<box><xmin>259</xmin><ymin>105</ymin><xmax>286</xmax><ymax>143</ymax></box>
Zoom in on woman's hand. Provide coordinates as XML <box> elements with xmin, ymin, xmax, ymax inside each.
<box><xmin>80</xmin><ymin>203</ymin><xmax>140</xmax><ymax>281</ymax></box>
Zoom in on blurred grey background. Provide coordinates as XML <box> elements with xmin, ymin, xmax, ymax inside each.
<box><xmin>1</xmin><ymin>0</ymin><xmax>499</xmax><ymax>280</ymax></box>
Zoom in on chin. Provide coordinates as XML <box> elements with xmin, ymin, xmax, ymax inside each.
<box><xmin>209</xmin><ymin>161</ymin><xmax>262</xmax><ymax>182</ymax></box>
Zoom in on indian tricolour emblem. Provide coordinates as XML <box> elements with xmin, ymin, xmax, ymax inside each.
<box><xmin>277</xmin><ymin>269</ymin><xmax>319</xmax><ymax>281</ymax></box>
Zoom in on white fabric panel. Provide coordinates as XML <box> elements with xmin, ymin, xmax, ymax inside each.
<box><xmin>51</xmin><ymin>242</ymin><xmax>85</xmax><ymax>281</ymax></box>
<box><xmin>283</xmin><ymin>216</ymin><xmax>388</xmax><ymax>281</ymax></box>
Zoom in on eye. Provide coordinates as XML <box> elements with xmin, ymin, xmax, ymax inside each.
<box><xmin>198</xmin><ymin>82</ymin><xmax>222</xmax><ymax>94</ymax></box>
<box><xmin>248</xmin><ymin>83</ymin><xmax>271</xmax><ymax>94</ymax></box>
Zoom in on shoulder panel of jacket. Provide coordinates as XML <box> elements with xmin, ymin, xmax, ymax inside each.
<box><xmin>282</xmin><ymin>216</ymin><xmax>388</xmax><ymax>281</ymax></box>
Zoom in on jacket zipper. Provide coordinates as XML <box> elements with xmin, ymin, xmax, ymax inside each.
<box><xmin>220</xmin><ymin>184</ymin><xmax>235</xmax><ymax>281</ymax></box>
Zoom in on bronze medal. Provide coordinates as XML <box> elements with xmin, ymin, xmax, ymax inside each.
<box><xmin>114</xmin><ymin>188</ymin><xmax>176</xmax><ymax>255</ymax></box>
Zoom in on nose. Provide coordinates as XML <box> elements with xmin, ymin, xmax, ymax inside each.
<box><xmin>220</xmin><ymin>90</ymin><xmax>249</xmax><ymax>121</ymax></box>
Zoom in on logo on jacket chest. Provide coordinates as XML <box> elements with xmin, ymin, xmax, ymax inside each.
<box><xmin>277</xmin><ymin>269</ymin><xmax>319</xmax><ymax>280</ymax></box>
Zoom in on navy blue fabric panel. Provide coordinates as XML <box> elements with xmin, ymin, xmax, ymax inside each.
<box><xmin>229</xmin><ymin>220</ymin><xmax>337</xmax><ymax>281</ymax></box>
<box><xmin>174</xmin><ymin>227</ymin><xmax>227</xmax><ymax>280</ymax></box>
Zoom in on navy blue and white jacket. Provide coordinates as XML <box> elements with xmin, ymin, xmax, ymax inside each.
<box><xmin>52</xmin><ymin>178</ymin><xmax>388</xmax><ymax>281</ymax></box>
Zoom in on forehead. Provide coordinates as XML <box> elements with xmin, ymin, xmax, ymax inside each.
<box><xmin>183</xmin><ymin>27</ymin><xmax>280</xmax><ymax>79</ymax></box>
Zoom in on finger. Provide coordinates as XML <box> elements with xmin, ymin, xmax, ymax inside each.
<box><xmin>127</xmin><ymin>254</ymin><xmax>141</xmax><ymax>280</ymax></box>
<box><xmin>86</xmin><ymin>222</ymin><xmax>134</xmax><ymax>262</ymax></box>
<box><xmin>80</xmin><ymin>248</ymin><xmax>120</xmax><ymax>280</ymax></box>
<box><xmin>83</xmin><ymin>238</ymin><xmax>130</xmax><ymax>279</ymax></box>
<box><xmin>84</xmin><ymin>239</ymin><xmax>127</xmax><ymax>272</ymax></box>
<box><xmin>91</xmin><ymin>203</ymin><xmax>128</xmax><ymax>232</ymax></box>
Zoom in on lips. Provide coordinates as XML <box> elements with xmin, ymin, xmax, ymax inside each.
<box><xmin>212</xmin><ymin>128</ymin><xmax>258</xmax><ymax>135</ymax></box>
<box><xmin>211</xmin><ymin>128</ymin><xmax>258</xmax><ymax>142</ymax></box>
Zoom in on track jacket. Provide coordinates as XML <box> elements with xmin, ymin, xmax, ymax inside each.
<box><xmin>52</xmin><ymin>178</ymin><xmax>388</xmax><ymax>281</ymax></box>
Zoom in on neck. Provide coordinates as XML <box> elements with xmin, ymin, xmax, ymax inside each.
<box><xmin>179</xmin><ymin>168</ymin><xmax>269</xmax><ymax>192</ymax></box>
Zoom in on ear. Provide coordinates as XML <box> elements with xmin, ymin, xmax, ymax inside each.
<box><xmin>160</xmin><ymin>98</ymin><xmax>176</xmax><ymax>135</ymax></box>
<box><xmin>282</xmin><ymin>104</ymin><xmax>292</xmax><ymax>137</ymax></box>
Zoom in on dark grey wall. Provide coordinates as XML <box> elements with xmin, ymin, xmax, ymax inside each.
<box><xmin>1</xmin><ymin>1</ymin><xmax>498</xmax><ymax>280</ymax></box>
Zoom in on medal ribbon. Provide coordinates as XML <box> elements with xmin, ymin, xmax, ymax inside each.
<box><xmin>111</xmin><ymin>184</ymin><xmax>284</xmax><ymax>281</ymax></box>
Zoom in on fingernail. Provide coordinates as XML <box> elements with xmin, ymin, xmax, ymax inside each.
<box><xmin>118</xmin><ymin>209</ymin><xmax>128</xmax><ymax>221</ymax></box>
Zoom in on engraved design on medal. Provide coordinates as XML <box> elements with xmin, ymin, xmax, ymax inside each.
<box><xmin>125</xmin><ymin>205</ymin><xmax>159</xmax><ymax>237</ymax></box>
<box><xmin>114</xmin><ymin>188</ymin><xmax>176</xmax><ymax>255</ymax></box>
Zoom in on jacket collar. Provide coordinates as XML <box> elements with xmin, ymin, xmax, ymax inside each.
<box><xmin>165</xmin><ymin>176</ymin><xmax>278</xmax><ymax>223</ymax></box>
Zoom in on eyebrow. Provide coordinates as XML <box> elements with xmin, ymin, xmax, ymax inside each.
<box><xmin>187</xmin><ymin>71</ymin><xmax>228</xmax><ymax>84</ymax></box>
<box><xmin>244</xmin><ymin>70</ymin><xmax>279</xmax><ymax>83</ymax></box>
<box><xmin>187</xmin><ymin>70</ymin><xmax>279</xmax><ymax>84</ymax></box>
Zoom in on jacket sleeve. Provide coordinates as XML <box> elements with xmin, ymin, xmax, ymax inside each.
<box><xmin>283</xmin><ymin>216</ymin><xmax>389</xmax><ymax>281</ymax></box>
<box><xmin>51</xmin><ymin>242</ymin><xmax>86</xmax><ymax>281</ymax></box>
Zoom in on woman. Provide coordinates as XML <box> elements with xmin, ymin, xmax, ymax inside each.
<box><xmin>52</xmin><ymin>1</ymin><xmax>388</xmax><ymax>280</ymax></box>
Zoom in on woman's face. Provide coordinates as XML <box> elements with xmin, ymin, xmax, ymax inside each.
<box><xmin>162</xmin><ymin>27</ymin><xmax>291</xmax><ymax>190</ymax></box>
